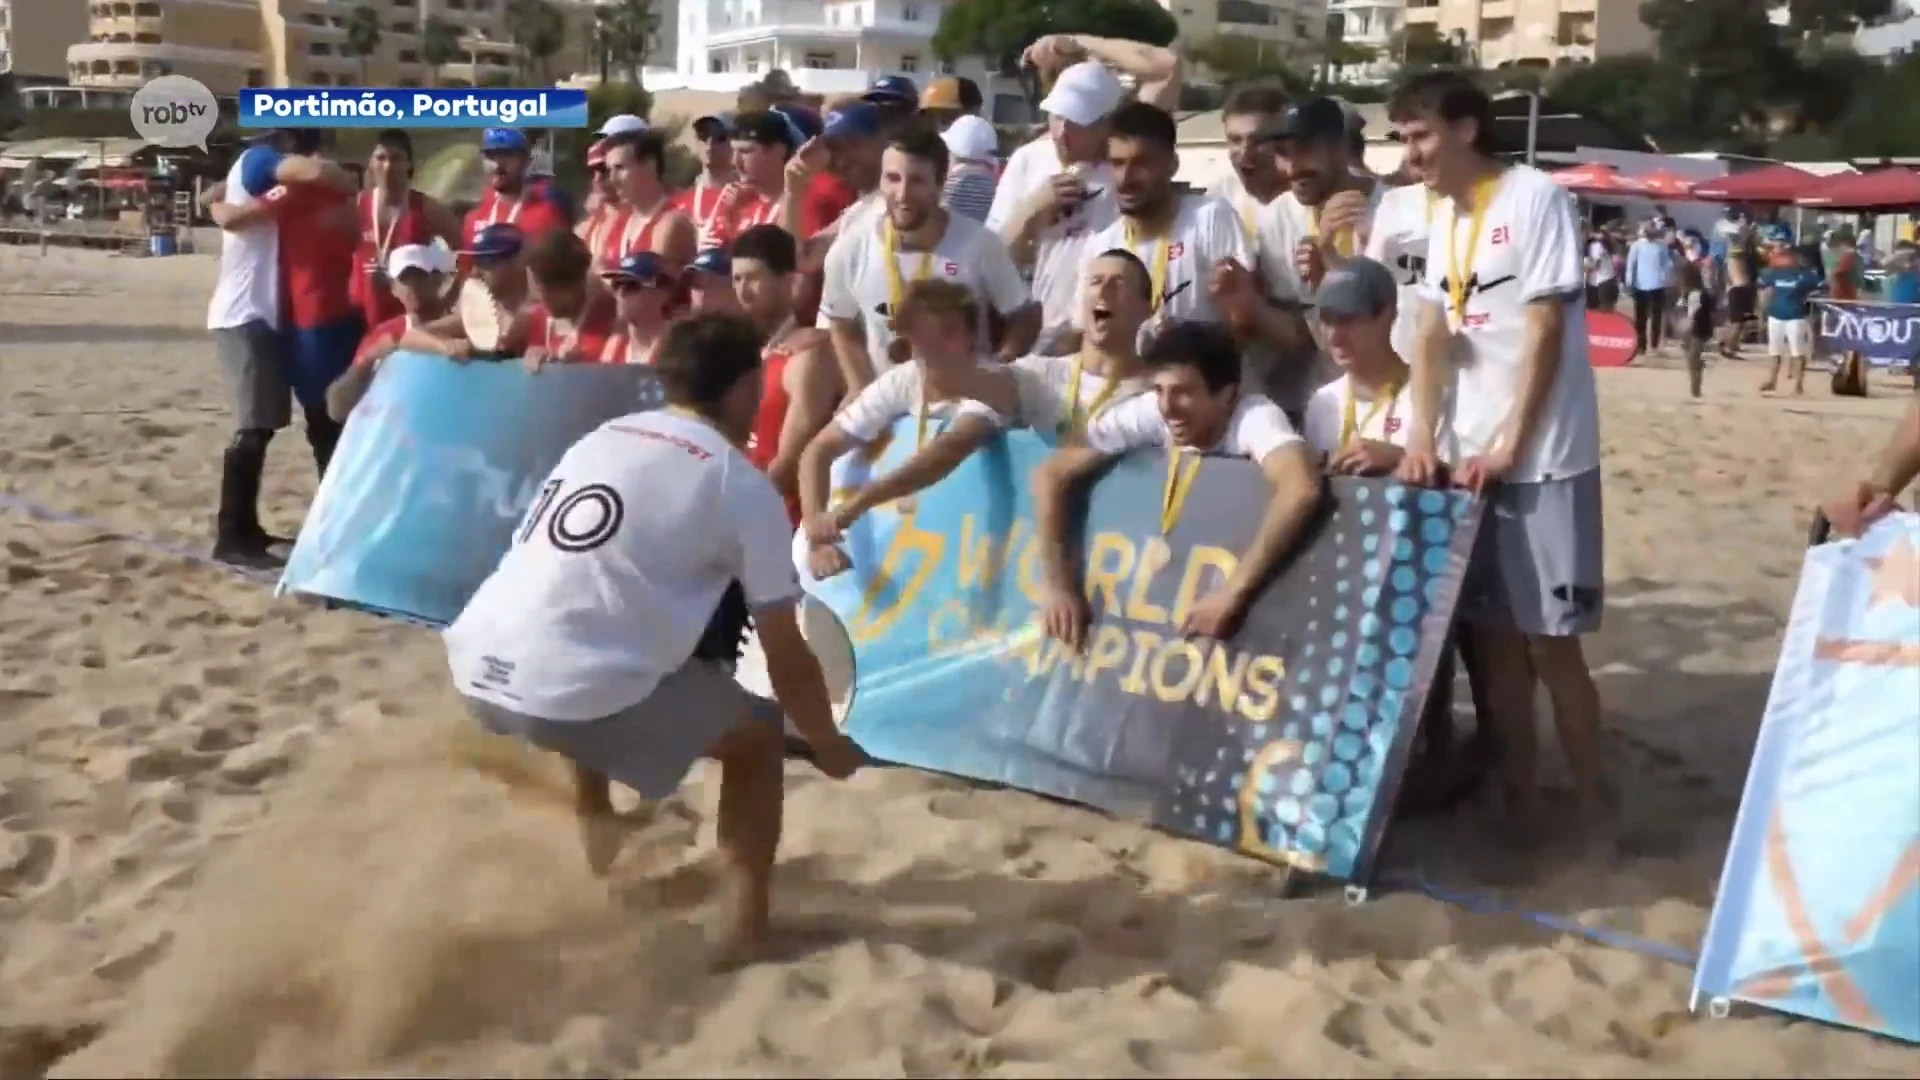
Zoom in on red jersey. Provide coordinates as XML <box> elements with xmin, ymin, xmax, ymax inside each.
<box><xmin>801</xmin><ymin>173</ymin><xmax>859</xmax><ymax>240</ymax></box>
<box><xmin>700</xmin><ymin>183</ymin><xmax>783</xmax><ymax>249</ymax></box>
<box><xmin>596</xmin><ymin>197</ymin><xmax>675</xmax><ymax>269</ymax></box>
<box><xmin>462</xmin><ymin>180</ymin><xmax>570</xmax><ymax>249</ymax></box>
<box><xmin>352</xmin><ymin>189</ymin><xmax>433</xmax><ymax>329</ymax></box>
<box><xmin>521</xmin><ymin>292</ymin><xmax>622</xmax><ymax>364</ymax></box>
<box><xmin>604</xmin><ymin>328</ymin><xmax>666</xmax><ymax>367</ymax></box>
<box><xmin>263</xmin><ymin>182</ymin><xmax>357</xmax><ymax>329</ymax></box>
<box><xmin>748</xmin><ymin>341</ymin><xmax>800</xmax><ymax>525</ymax></box>
<box><xmin>353</xmin><ymin>313</ymin><xmax>411</xmax><ymax>367</ymax></box>
<box><xmin>673</xmin><ymin>177</ymin><xmax>734</xmax><ymax>239</ymax></box>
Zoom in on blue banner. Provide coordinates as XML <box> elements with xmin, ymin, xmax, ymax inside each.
<box><xmin>277</xmin><ymin>353</ymin><xmax>661</xmax><ymax>624</ymax></box>
<box><xmin>1693</xmin><ymin>513</ymin><xmax>1920</xmax><ymax>1044</ymax></box>
<box><xmin>239</xmin><ymin>88</ymin><xmax>589</xmax><ymax>129</ymax></box>
<box><xmin>798</xmin><ymin>422</ymin><xmax>1484</xmax><ymax>883</ymax></box>
<box><xmin>1814</xmin><ymin>300</ymin><xmax>1920</xmax><ymax>368</ymax></box>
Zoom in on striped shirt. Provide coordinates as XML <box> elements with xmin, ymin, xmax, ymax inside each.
<box><xmin>941</xmin><ymin>162</ymin><xmax>998</xmax><ymax>224</ymax></box>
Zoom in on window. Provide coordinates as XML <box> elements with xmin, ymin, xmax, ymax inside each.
<box><xmin>903</xmin><ymin>2</ymin><xmax>921</xmax><ymax>19</ymax></box>
<box><xmin>308</xmin><ymin>42</ymin><xmax>333</xmax><ymax>55</ymax></box>
<box><xmin>901</xmin><ymin>53</ymin><xmax>918</xmax><ymax>73</ymax></box>
<box><xmin>804</xmin><ymin>50</ymin><xmax>835</xmax><ymax>69</ymax></box>
<box><xmin>399</xmin><ymin>49</ymin><xmax>418</xmax><ymax>62</ymax></box>
<box><xmin>1218</xmin><ymin>0</ymin><xmax>1278</xmax><ymax>26</ymax></box>
<box><xmin>393</xmin><ymin>20</ymin><xmax>416</xmax><ymax>33</ymax></box>
<box><xmin>747</xmin><ymin>56</ymin><xmax>761</xmax><ymax>73</ymax></box>
<box><xmin>709</xmin><ymin>56</ymin><xmax>726</xmax><ymax>73</ymax></box>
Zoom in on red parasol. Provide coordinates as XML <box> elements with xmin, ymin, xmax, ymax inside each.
<box><xmin>1638</xmin><ymin>169</ymin><xmax>1696</xmax><ymax>198</ymax></box>
<box><xmin>1690</xmin><ymin>163</ymin><xmax>1823</xmax><ymax>204</ymax></box>
<box><xmin>1795</xmin><ymin>167</ymin><xmax>1920</xmax><ymax>210</ymax></box>
<box><xmin>1551</xmin><ymin>163</ymin><xmax>1650</xmax><ymax>196</ymax></box>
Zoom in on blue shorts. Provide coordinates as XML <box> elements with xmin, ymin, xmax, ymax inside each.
<box><xmin>281</xmin><ymin>317</ymin><xmax>365</xmax><ymax>413</ymax></box>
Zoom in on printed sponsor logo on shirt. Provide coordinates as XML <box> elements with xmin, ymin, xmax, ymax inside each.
<box><xmin>1384</xmin><ymin>416</ymin><xmax>1401</xmax><ymax>435</ymax></box>
<box><xmin>611</xmin><ymin>423</ymin><xmax>715</xmax><ymax>460</ymax></box>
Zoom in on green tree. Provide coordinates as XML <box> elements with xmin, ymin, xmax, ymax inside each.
<box><xmin>931</xmin><ymin>0</ymin><xmax>1177</xmax><ymax>73</ymax></box>
<box><xmin>1184</xmin><ymin>36</ymin><xmax>1312</xmax><ymax>93</ymax></box>
<box><xmin>344</xmin><ymin>4</ymin><xmax>383</xmax><ymax>86</ymax></box>
<box><xmin>592</xmin><ymin>0</ymin><xmax>658</xmax><ymax>85</ymax></box>
<box><xmin>1391</xmin><ymin>24</ymin><xmax>1465</xmax><ymax>70</ymax></box>
<box><xmin>505</xmin><ymin>0</ymin><xmax>569</xmax><ymax>84</ymax></box>
<box><xmin>1547</xmin><ymin>53</ymin><xmax>1710</xmax><ymax>150</ymax></box>
<box><xmin>421</xmin><ymin>16</ymin><xmax>463</xmax><ymax>87</ymax></box>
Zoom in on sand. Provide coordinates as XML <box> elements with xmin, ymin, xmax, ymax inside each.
<box><xmin>1</xmin><ymin>244</ymin><xmax>1916</xmax><ymax>1079</ymax></box>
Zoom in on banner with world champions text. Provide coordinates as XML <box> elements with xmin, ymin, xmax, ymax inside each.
<box><xmin>800</xmin><ymin>422</ymin><xmax>1485</xmax><ymax>884</ymax></box>
<box><xmin>1693</xmin><ymin>513</ymin><xmax>1919</xmax><ymax>1044</ymax></box>
<box><xmin>277</xmin><ymin>352</ymin><xmax>663</xmax><ymax>626</ymax></box>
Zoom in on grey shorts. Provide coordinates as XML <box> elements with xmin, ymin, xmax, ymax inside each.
<box><xmin>1461</xmin><ymin>467</ymin><xmax>1605</xmax><ymax>637</ymax></box>
<box><xmin>461</xmin><ymin>659</ymin><xmax>785</xmax><ymax>800</ymax></box>
<box><xmin>214</xmin><ymin>320</ymin><xmax>291</xmax><ymax>431</ymax></box>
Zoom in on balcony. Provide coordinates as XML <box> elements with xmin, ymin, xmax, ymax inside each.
<box><xmin>1404</xmin><ymin>6</ymin><xmax>1439</xmax><ymax>26</ymax></box>
<box><xmin>89</xmin><ymin>15</ymin><xmax>165</xmax><ymax>38</ymax></box>
<box><xmin>704</xmin><ymin>20</ymin><xmax>936</xmax><ymax>49</ymax></box>
<box><xmin>69</xmin><ymin>39</ymin><xmax>258</xmax><ymax>69</ymax></box>
<box><xmin>1479</xmin><ymin>0</ymin><xmax>1515</xmax><ymax>19</ymax></box>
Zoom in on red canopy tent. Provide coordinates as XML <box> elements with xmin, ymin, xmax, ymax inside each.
<box><xmin>1690</xmin><ymin>163</ymin><xmax>1822</xmax><ymax>204</ymax></box>
<box><xmin>1795</xmin><ymin>167</ymin><xmax>1920</xmax><ymax>210</ymax></box>
<box><xmin>1550</xmin><ymin>163</ymin><xmax>1650</xmax><ymax>196</ymax></box>
<box><xmin>1638</xmin><ymin>169</ymin><xmax>1697</xmax><ymax>198</ymax></box>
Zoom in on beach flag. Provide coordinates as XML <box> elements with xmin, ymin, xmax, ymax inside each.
<box><xmin>1693</xmin><ymin>512</ymin><xmax>1920</xmax><ymax>1044</ymax></box>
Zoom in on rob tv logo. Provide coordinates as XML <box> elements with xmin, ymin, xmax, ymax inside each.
<box><xmin>130</xmin><ymin>75</ymin><xmax>221</xmax><ymax>151</ymax></box>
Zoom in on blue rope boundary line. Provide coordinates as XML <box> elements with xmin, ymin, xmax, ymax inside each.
<box><xmin>0</xmin><ymin>491</ymin><xmax>1704</xmax><ymax>972</ymax></box>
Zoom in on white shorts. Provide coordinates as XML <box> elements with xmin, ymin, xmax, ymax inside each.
<box><xmin>1767</xmin><ymin>316</ymin><xmax>1813</xmax><ymax>359</ymax></box>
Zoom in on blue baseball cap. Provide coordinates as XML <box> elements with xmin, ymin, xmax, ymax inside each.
<box><xmin>771</xmin><ymin>102</ymin><xmax>822</xmax><ymax>142</ymax></box>
<box><xmin>863</xmin><ymin>75</ymin><xmax>917</xmax><ymax>104</ymax></box>
<box><xmin>823</xmin><ymin>102</ymin><xmax>882</xmax><ymax>141</ymax></box>
<box><xmin>463</xmin><ymin>223</ymin><xmax>525</xmax><ymax>260</ymax></box>
<box><xmin>601</xmin><ymin>250</ymin><xmax>677</xmax><ymax>287</ymax></box>
<box><xmin>693</xmin><ymin>113</ymin><xmax>734</xmax><ymax>140</ymax></box>
<box><xmin>481</xmin><ymin>127</ymin><xmax>529</xmax><ymax>154</ymax></box>
<box><xmin>688</xmin><ymin>248</ymin><xmax>731</xmax><ymax>277</ymax></box>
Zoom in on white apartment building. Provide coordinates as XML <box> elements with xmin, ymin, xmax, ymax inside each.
<box><xmin>654</xmin><ymin>0</ymin><xmax>992</xmax><ymax>99</ymax></box>
<box><xmin>1328</xmin><ymin>0</ymin><xmax>1401</xmax><ymax>83</ymax></box>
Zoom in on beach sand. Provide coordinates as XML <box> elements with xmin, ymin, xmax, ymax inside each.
<box><xmin>2</xmin><ymin>245</ymin><xmax>1916</xmax><ymax>1078</ymax></box>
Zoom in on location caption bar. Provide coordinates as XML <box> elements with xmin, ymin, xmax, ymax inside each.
<box><xmin>239</xmin><ymin>88</ymin><xmax>588</xmax><ymax>129</ymax></box>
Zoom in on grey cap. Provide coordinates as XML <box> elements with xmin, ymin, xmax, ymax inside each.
<box><xmin>1316</xmin><ymin>257</ymin><xmax>1398</xmax><ymax>320</ymax></box>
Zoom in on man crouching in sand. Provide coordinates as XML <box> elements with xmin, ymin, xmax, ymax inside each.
<box><xmin>441</xmin><ymin>314</ymin><xmax>864</xmax><ymax>966</ymax></box>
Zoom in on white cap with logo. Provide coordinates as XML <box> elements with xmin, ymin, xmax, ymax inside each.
<box><xmin>597</xmin><ymin>113</ymin><xmax>648</xmax><ymax>137</ymax></box>
<box><xmin>388</xmin><ymin>242</ymin><xmax>454</xmax><ymax>279</ymax></box>
<box><xmin>1039</xmin><ymin>61</ymin><xmax>1125</xmax><ymax>128</ymax></box>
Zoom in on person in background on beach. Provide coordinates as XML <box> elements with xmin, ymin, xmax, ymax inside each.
<box><xmin>800</xmin><ymin>281</ymin><xmax>1019</xmax><ymax>579</ymax></box>
<box><xmin>1719</xmin><ymin>229</ymin><xmax>1758</xmax><ymax>359</ymax></box>
<box><xmin>1883</xmin><ymin>241</ymin><xmax>1920</xmax><ymax>304</ymax></box>
<box><xmin>1822</xmin><ymin>390</ymin><xmax>1920</xmax><ymax>537</ymax></box>
<box><xmin>443</xmin><ymin>314</ymin><xmax>864</xmax><ymax>967</ymax></box>
<box><xmin>354</xmin><ymin>129</ymin><xmax>462</xmax><ymax>332</ymax></box>
<box><xmin>686</xmin><ymin>248</ymin><xmax>740</xmax><ymax>316</ymax></box>
<box><xmin>1758</xmin><ymin>240</ymin><xmax>1823</xmax><ymax>395</ymax></box>
<box><xmin>1625</xmin><ymin>221</ymin><xmax>1672</xmax><ymax>354</ymax></box>
<box><xmin>599</xmin><ymin>251</ymin><xmax>680</xmax><ymax>366</ymax></box>
<box><xmin>938</xmin><ymin>116</ymin><xmax>1001</xmax><ymax>224</ymax></box>
<box><xmin>1679</xmin><ymin>256</ymin><xmax>1715</xmax><ymax>400</ymax></box>
<box><xmin>1584</xmin><ymin>228</ymin><xmax>1617</xmax><ymax>312</ymax></box>
<box><xmin>326</xmin><ymin>243</ymin><xmax>455</xmax><ymax>421</ymax></box>
<box><xmin>1390</xmin><ymin>70</ymin><xmax>1609</xmax><ymax>846</ymax></box>
<box><xmin>1034</xmin><ymin>321</ymin><xmax>1322</xmax><ymax>648</ymax></box>
<box><xmin>672</xmin><ymin>114</ymin><xmax>739</xmax><ymax>238</ymax></box>
<box><xmin>400</xmin><ymin>224</ymin><xmax>528</xmax><ymax>360</ymax></box>
<box><xmin>202</xmin><ymin>129</ymin><xmax>359</xmax><ymax>569</ymax></box>
<box><xmin>733</xmin><ymin>225</ymin><xmax>841</xmax><ymax>524</ymax></box>
<box><xmin>463</xmin><ymin>128</ymin><xmax>572</xmax><ymax>252</ymax></box>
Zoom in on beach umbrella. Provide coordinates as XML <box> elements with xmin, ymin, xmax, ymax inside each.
<box><xmin>1691</xmin><ymin>163</ymin><xmax>1823</xmax><ymax>204</ymax></box>
<box><xmin>1795</xmin><ymin>167</ymin><xmax>1920</xmax><ymax>210</ymax></box>
<box><xmin>1550</xmin><ymin>163</ymin><xmax>1650</xmax><ymax>196</ymax></box>
<box><xmin>1638</xmin><ymin>169</ymin><xmax>1696</xmax><ymax>198</ymax></box>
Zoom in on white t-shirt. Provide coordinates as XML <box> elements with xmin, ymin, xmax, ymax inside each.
<box><xmin>1417</xmin><ymin>164</ymin><xmax>1601</xmax><ymax>484</ymax></box>
<box><xmin>819</xmin><ymin>210</ymin><xmax>1032</xmax><ymax>381</ymax></box>
<box><xmin>832</xmin><ymin>360</ymin><xmax>1008</xmax><ymax>443</ymax></box>
<box><xmin>1010</xmin><ymin>353</ymin><xmax>1151</xmax><ymax>435</ymax></box>
<box><xmin>1085</xmin><ymin>392</ymin><xmax>1304</xmax><ymax>463</ymax></box>
<box><xmin>987</xmin><ymin>137</ymin><xmax>1119</xmax><ymax>343</ymax></box>
<box><xmin>1585</xmin><ymin>238</ymin><xmax>1616</xmax><ymax>286</ymax></box>
<box><xmin>1206</xmin><ymin>170</ymin><xmax>1268</xmax><ymax>249</ymax></box>
<box><xmin>1255</xmin><ymin>184</ymin><xmax>1385</xmax><ymax>307</ymax></box>
<box><xmin>206</xmin><ymin>147</ymin><xmax>282</xmax><ymax>331</ymax></box>
<box><xmin>444</xmin><ymin>410</ymin><xmax>801</xmax><ymax>721</ymax></box>
<box><xmin>1362</xmin><ymin>183</ymin><xmax>1437</xmax><ymax>363</ymax></box>
<box><xmin>1074</xmin><ymin>195</ymin><xmax>1250</xmax><ymax>327</ymax></box>
<box><xmin>1302</xmin><ymin>374</ymin><xmax>1412</xmax><ymax>458</ymax></box>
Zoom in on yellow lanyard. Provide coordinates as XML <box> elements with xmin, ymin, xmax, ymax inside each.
<box><xmin>1124</xmin><ymin>217</ymin><xmax>1174</xmax><ymax>309</ymax></box>
<box><xmin>1059</xmin><ymin>354</ymin><xmax>1123</xmax><ymax>439</ymax></box>
<box><xmin>884</xmin><ymin>220</ymin><xmax>937</xmax><ymax>323</ymax></box>
<box><xmin>1446</xmin><ymin>171</ymin><xmax>1504</xmax><ymax>321</ymax></box>
<box><xmin>1238</xmin><ymin>198</ymin><xmax>1257</xmax><ymax>243</ymax></box>
<box><xmin>1160</xmin><ymin>449</ymin><xmax>1202</xmax><ymax>535</ymax></box>
<box><xmin>1339</xmin><ymin>381</ymin><xmax>1403</xmax><ymax>446</ymax></box>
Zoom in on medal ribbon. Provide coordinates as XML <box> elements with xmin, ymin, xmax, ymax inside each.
<box><xmin>1339</xmin><ymin>381</ymin><xmax>1403</xmax><ymax>447</ymax></box>
<box><xmin>1160</xmin><ymin>449</ymin><xmax>1201</xmax><ymax>535</ymax></box>
<box><xmin>1059</xmin><ymin>354</ymin><xmax>1123</xmax><ymax>439</ymax></box>
<box><xmin>1124</xmin><ymin>217</ymin><xmax>1173</xmax><ymax>309</ymax></box>
<box><xmin>884</xmin><ymin>219</ymin><xmax>938</xmax><ymax>325</ymax></box>
<box><xmin>1446</xmin><ymin>171</ymin><xmax>1504</xmax><ymax>322</ymax></box>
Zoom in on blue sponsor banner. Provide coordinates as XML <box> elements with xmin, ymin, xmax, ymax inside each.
<box><xmin>239</xmin><ymin>88</ymin><xmax>589</xmax><ymax>129</ymax></box>
<box><xmin>277</xmin><ymin>352</ymin><xmax>661</xmax><ymax>625</ymax></box>
<box><xmin>1813</xmin><ymin>300</ymin><xmax>1920</xmax><ymax>368</ymax></box>
<box><xmin>1693</xmin><ymin>513</ymin><xmax>1920</xmax><ymax>1044</ymax></box>
<box><xmin>799</xmin><ymin>421</ymin><xmax>1483</xmax><ymax>883</ymax></box>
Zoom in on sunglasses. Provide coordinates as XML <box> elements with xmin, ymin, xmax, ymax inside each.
<box><xmin>609</xmin><ymin>275</ymin><xmax>672</xmax><ymax>293</ymax></box>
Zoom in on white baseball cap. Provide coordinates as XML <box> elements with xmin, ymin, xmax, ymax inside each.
<box><xmin>597</xmin><ymin>113</ymin><xmax>647</xmax><ymax>137</ymax></box>
<box><xmin>941</xmin><ymin>115</ymin><xmax>999</xmax><ymax>162</ymax></box>
<box><xmin>1039</xmin><ymin>61</ymin><xmax>1124</xmax><ymax>128</ymax></box>
<box><xmin>388</xmin><ymin>242</ymin><xmax>453</xmax><ymax>279</ymax></box>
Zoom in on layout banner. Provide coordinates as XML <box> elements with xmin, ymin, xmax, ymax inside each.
<box><xmin>1694</xmin><ymin>513</ymin><xmax>1920</xmax><ymax>1044</ymax></box>
<box><xmin>798</xmin><ymin>423</ymin><xmax>1483</xmax><ymax>884</ymax></box>
<box><xmin>277</xmin><ymin>352</ymin><xmax>661</xmax><ymax>625</ymax></box>
<box><xmin>1813</xmin><ymin>300</ymin><xmax>1920</xmax><ymax>368</ymax></box>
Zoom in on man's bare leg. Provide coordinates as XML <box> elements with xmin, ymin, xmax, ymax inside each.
<box><xmin>1793</xmin><ymin>353</ymin><xmax>1808</xmax><ymax>395</ymax></box>
<box><xmin>707</xmin><ymin>716</ymin><xmax>784</xmax><ymax>968</ymax></box>
<box><xmin>1471</xmin><ymin>623</ymin><xmax>1550</xmax><ymax>847</ymax></box>
<box><xmin>1760</xmin><ymin>354</ymin><xmax>1781</xmax><ymax>392</ymax></box>
<box><xmin>1528</xmin><ymin>634</ymin><xmax>1606</xmax><ymax>824</ymax></box>
<box><xmin>573</xmin><ymin>764</ymin><xmax>622</xmax><ymax>875</ymax></box>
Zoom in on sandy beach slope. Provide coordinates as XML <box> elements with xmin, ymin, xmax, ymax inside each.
<box><xmin>1</xmin><ymin>246</ymin><xmax>1916</xmax><ymax>1078</ymax></box>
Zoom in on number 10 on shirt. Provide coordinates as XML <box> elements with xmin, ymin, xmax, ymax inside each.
<box><xmin>518</xmin><ymin>479</ymin><xmax>627</xmax><ymax>553</ymax></box>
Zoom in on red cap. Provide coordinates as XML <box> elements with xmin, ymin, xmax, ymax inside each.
<box><xmin>586</xmin><ymin>138</ymin><xmax>610</xmax><ymax>168</ymax></box>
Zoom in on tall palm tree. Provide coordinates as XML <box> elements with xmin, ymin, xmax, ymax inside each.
<box><xmin>421</xmin><ymin>16</ymin><xmax>462</xmax><ymax>88</ymax></box>
<box><xmin>596</xmin><ymin>0</ymin><xmax>658</xmax><ymax>84</ymax></box>
<box><xmin>505</xmin><ymin>0</ymin><xmax>568</xmax><ymax>85</ymax></box>
<box><xmin>344</xmin><ymin>4</ymin><xmax>383</xmax><ymax>86</ymax></box>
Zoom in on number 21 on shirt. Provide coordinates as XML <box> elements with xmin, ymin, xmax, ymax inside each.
<box><xmin>517</xmin><ymin>479</ymin><xmax>626</xmax><ymax>553</ymax></box>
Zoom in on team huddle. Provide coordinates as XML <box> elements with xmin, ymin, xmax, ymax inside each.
<box><xmin>204</xmin><ymin>58</ymin><xmax>1611</xmax><ymax>963</ymax></box>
